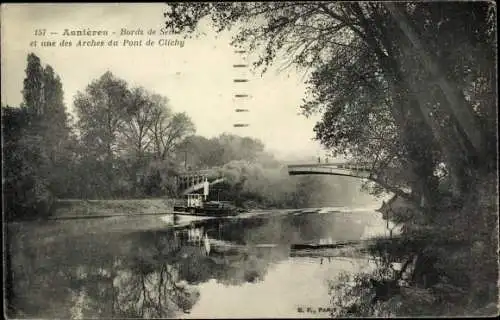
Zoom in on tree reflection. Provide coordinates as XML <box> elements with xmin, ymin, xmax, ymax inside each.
<box><xmin>113</xmin><ymin>265</ymin><xmax>199</xmax><ymax>318</ymax></box>
<box><xmin>9</xmin><ymin>213</ymin><xmax>358</xmax><ymax>319</ymax></box>
<box><xmin>108</xmin><ymin>229</ymin><xmax>200</xmax><ymax>318</ymax></box>
<box><xmin>7</xmin><ymin>226</ymin><xmax>200</xmax><ymax>319</ymax></box>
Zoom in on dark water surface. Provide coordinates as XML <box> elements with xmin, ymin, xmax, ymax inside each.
<box><xmin>6</xmin><ymin>208</ymin><xmax>389</xmax><ymax>319</ymax></box>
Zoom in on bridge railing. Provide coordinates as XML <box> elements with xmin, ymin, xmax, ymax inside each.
<box><xmin>287</xmin><ymin>163</ymin><xmax>373</xmax><ymax>179</ymax></box>
<box><xmin>287</xmin><ymin>163</ymin><xmax>372</xmax><ymax>171</ymax></box>
<box><xmin>175</xmin><ymin>166</ymin><xmax>227</xmax><ymax>195</ymax></box>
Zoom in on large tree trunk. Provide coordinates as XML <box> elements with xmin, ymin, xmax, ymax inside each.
<box><xmin>384</xmin><ymin>2</ymin><xmax>485</xmax><ymax>160</ymax></box>
<box><xmin>352</xmin><ymin>3</ymin><xmax>472</xmax><ymax>199</ymax></box>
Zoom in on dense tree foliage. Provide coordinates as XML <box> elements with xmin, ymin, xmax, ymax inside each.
<box><xmin>164</xmin><ymin>1</ymin><xmax>496</xmax><ymax>206</ymax></box>
<box><xmin>72</xmin><ymin>72</ymin><xmax>195</xmax><ymax>198</ymax></box>
<box><xmin>3</xmin><ymin>56</ymin><xmax>197</xmax><ymax>217</ymax></box>
<box><xmin>163</xmin><ymin>1</ymin><xmax>498</xmax><ymax>316</ymax></box>
<box><xmin>175</xmin><ymin>133</ymin><xmax>268</xmax><ymax>169</ymax></box>
<box><xmin>3</xmin><ymin>54</ymin><xmax>73</xmax><ymax>220</ymax></box>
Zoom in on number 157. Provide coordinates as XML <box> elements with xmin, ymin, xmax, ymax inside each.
<box><xmin>34</xmin><ymin>29</ymin><xmax>46</xmax><ymax>36</ymax></box>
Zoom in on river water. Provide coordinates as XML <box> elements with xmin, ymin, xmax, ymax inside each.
<box><xmin>7</xmin><ymin>206</ymin><xmax>396</xmax><ymax>319</ymax></box>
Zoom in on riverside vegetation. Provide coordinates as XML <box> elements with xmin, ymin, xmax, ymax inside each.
<box><xmin>3</xmin><ymin>54</ymin><xmax>371</xmax><ymax>221</ymax></box>
<box><xmin>162</xmin><ymin>1</ymin><xmax>498</xmax><ymax>317</ymax></box>
<box><xmin>3</xmin><ymin>2</ymin><xmax>498</xmax><ymax>317</ymax></box>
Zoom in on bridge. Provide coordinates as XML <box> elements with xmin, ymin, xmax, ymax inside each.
<box><xmin>176</xmin><ymin>161</ymin><xmax>375</xmax><ymax>197</ymax></box>
<box><xmin>286</xmin><ymin>162</ymin><xmax>410</xmax><ymax>203</ymax></box>
<box><xmin>287</xmin><ymin>162</ymin><xmax>374</xmax><ymax>180</ymax></box>
<box><xmin>176</xmin><ymin>168</ymin><xmax>226</xmax><ymax>196</ymax></box>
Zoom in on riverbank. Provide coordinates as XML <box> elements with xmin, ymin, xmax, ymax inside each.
<box><xmin>331</xmin><ymin>172</ymin><xmax>499</xmax><ymax>317</ymax></box>
<box><xmin>51</xmin><ymin>198</ymin><xmax>176</xmax><ymax>219</ymax></box>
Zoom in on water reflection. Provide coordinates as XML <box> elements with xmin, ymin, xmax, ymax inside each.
<box><xmin>7</xmin><ymin>209</ymin><xmax>381</xmax><ymax>318</ymax></box>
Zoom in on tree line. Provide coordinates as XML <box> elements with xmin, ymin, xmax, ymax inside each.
<box><xmin>2</xmin><ymin>54</ymin><xmax>201</xmax><ymax>220</ymax></box>
<box><xmin>3</xmin><ymin>53</ymin><xmax>354</xmax><ymax>221</ymax></box>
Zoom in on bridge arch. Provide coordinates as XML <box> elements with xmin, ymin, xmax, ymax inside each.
<box><xmin>287</xmin><ymin>163</ymin><xmax>374</xmax><ymax>181</ymax></box>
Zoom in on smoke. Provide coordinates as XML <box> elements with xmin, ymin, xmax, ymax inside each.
<box><xmin>218</xmin><ymin>160</ymin><xmax>380</xmax><ymax>208</ymax></box>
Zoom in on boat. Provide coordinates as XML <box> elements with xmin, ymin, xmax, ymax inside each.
<box><xmin>173</xmin><ymin>194</ymin><xmax>241</xmax><ymax>217</ymax></box>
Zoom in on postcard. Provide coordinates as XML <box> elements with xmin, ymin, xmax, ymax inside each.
<box><xmin>2</xmin><ymin>2</ymin><xmax>498</xmax><ymax>319</ymax></box>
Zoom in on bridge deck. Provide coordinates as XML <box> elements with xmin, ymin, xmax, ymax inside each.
<box><xmin>287</xmin><ymin>163</ymin><xmax>372</xmax><ymax>179</ymax></box>
<box><xmin>176</xmin><ymin>163</ymin><xmax>375</xmax><ymax>194</ymax></box>
<box><xmin>287</xmin><ymin>163</ymin><xmax>370</xmax><ymax>170</ymax></box>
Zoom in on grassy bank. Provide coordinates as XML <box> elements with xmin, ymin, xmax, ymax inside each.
<box><xmin>51</xmin><ymin>198</ymin><xmax>176</xmax><ymax>219</ymax></box>
<box><xmin>329</xmin><ymin>172</ymin><xmax>499</xmax><ymax>317</ymax></box>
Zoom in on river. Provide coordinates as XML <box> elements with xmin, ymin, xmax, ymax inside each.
<box><xmin>6</xmin><ymin>206</ymin><xmax>397</xmax><ymax>319</ymax></box>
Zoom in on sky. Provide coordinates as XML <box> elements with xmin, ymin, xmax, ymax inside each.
<box><xmin>1</xmin><ymin>3</ymin><xmax>330</xmax><ymax>161</ymax></box>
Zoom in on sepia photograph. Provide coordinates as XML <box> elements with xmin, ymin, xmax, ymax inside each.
<box><xmin>2</xmin><ymin>2</ymin><xmax>498</xmax><ymax>318</ymax></box>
